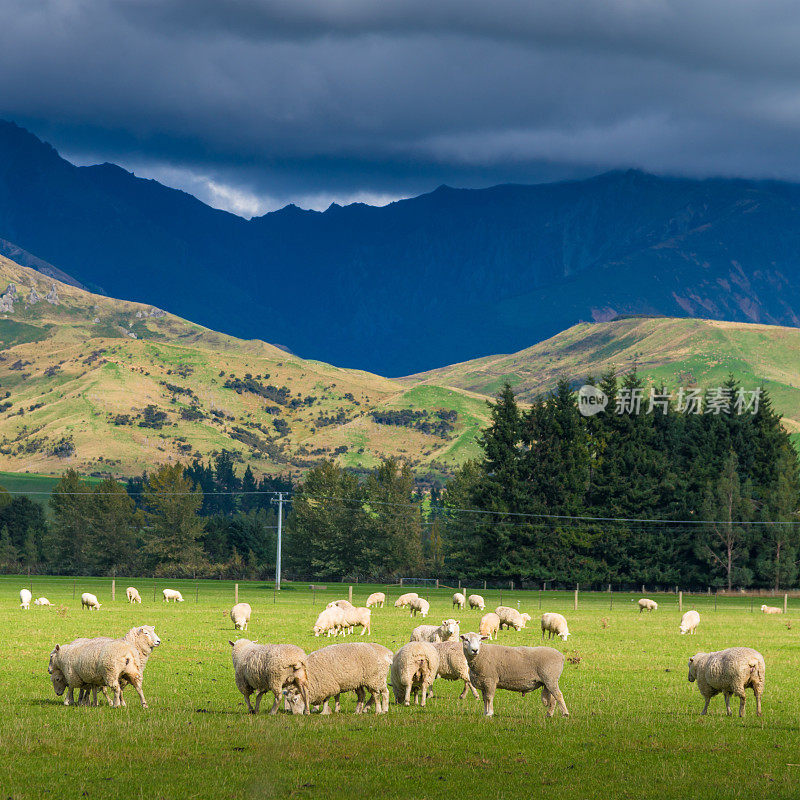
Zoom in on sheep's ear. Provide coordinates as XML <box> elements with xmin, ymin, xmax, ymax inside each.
<box><xmin>54</xmin><ymin>644</ymin><xmax>60</xmax><ymax>652</ymax></box>
<box><xmin>455</xmin><ymin>620</ymin><xmax>460</xmax><ymax>625</ymax></box>
<box><xmin>480</xmin><ymin>635</ymin><xmax>489</xmax><ymax>641</ymax></box>
<box><xmin>459</xmin><ymin>634</ymin><xmax>468</xmax><ymax>642</ymax></box>
<box><xmin>229</xmin><ymin>640</ymin><xmax>235</xmax><ymax>647</ymax></box>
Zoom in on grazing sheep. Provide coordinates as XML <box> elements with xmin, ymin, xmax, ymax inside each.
<box><xmin>452</xmin><ymin>592</ymin><xmax>466</xmax><ymax>610</ymax></box>
<box><xmin>541</xmin><ymin>612</ymin><xmax>570</xmax><ymax>641</ymax></box>
<box><xmin>761</xmin><ymin>604</ymin><xmax>782</xmax><ymax>615</ymax></box>
<box><xmin>19</xmin><ymin>589</ymin><xmax>31</xmax><ymax>610</ymax></box>
<box><xmin>231</xmin><ymin>603</ymin><xmax>252</xmax><ymax>631</ymax></box>
<box><xmin>479</xmin><ymin>612</ymin><xmax>501</xmax><ymax>640</ymax></box>
<box><xmin>81</xmin><ymin>592</ymin><xmax>101</xmax><ymax>611</ymax></box>
<box><xmin>495</xmin><ymin>606</ymin><xmax>532</xmax><ymax>631</ymax></box>
<box><xmin>409</xmin><ymin>597</ymin><xmax>430</xmax><ymax>618</ymax></box>
<box><xmin>326</xmin><ymin>599</ymin><xmax>354</xmax><ymax>610</ymax></box>
<box><xmin>126</xmin><ymin>587</ymin><xmax>142</xmax><ymax>604</ymax></box>
<box><xmin>394</xmin><ymin>592</ymin><xmax>419</xmax><ymax>609</ymax></box>
<box><xmin>313</xmin><ymin>606</ymin><xmax>347</xmax><ymax>637</ymax></box>
<box><xmin>468</xmin><ymin>594</ymin><xmax>486</xmax><ymax>610</ymax></box>
<box><xmin>431</xmin><ymin>640</ymin><xmax>479</xmax><ymax>699</ymax></box>
<box><xmin>33</xmin><ymin>597</ymin><xmax>52</xmax><ymax>606</ymax></box>
<box><xmin>679</xmin><ymin>610</ymin><xmax>700</xmax><ymax>635</ymax></box>
<box><xmin>460</xmin><ymin>632</ymin><xmax>569</xmax><ymax>718</ymax></box>
<box><xmin>688</xmin><ymin>647</ymin><xmax>766</xmax><ymax>717</ymax></box>
<box><xmin>411</xmin><ymin>619</ymin><xmax>460</xmax><ymax>643</ymax></box>
<box><xmin>285</xmin><ymin>642</ymin><xmax>392</xmax><ymax>715</ymax></box>
<box><xmin>48</xmin><ymin>638</ymin><xmax>91</xmax><ymax>705</ymax></box>
<box><xmin>229</xmin><ymin>638</ymin><xmax>309</xmax><ymax>714</ymax></box>
<box><xmin>162</xmin><ymin>588</ymin><xmax>184</xmax><ymax>603</ymax></box>
<box><xmin>366</xmin><ymin>592</ymin><xmax>386</xmax><ymax>608</ymax></box>
<box><xmin>391</xmin><ymin>642</ymin><xmax>439</xmax><ymax>707</ymax></box>
<box><xmin>638</xmin><ymin>598</ymin><xmax>658</xmax><ymax>613</ymax></box>
<box><xmin>341</xmin><ymin>606</ymin><xmax>371</xmax><ymax>635</ymax></box>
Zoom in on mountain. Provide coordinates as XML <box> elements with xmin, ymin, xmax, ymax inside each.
<box><xmin>5</xmin><ymin>120</ymin><xmax>800</xmax><ymax>374</ymax></box>
<box><xmin>0</xmin><ymin>255</ymin><xmax>489</xmax><ymax>477</ymax></box>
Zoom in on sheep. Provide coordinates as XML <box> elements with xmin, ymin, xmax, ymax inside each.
<box><xmin>33</xmin><ymin>597</ymin><xmax>52</xmax><ymax>606</ymax></box>
<box><xmin>679</xmin><ymin>610</ymin><xmax>700</xmax><ymax>635</ymax></box>
<box><xmin>541</xmin><ymin>612</ymin><xmax>570</xmax><ymax>641</ymax></box>
<box><xmin>479</xmin><ymin>612</ymin><xmax>501</xmax><ymax>640</ymax></box>
<box><xmin>394</xmin><ymin>592</ymin><xmax>419</xmax><ymax>609</ymax></box>
<box><xmin>19</xmin><ymin>589</ymin><xmax>31</xmax><ymax>610</ymax></box>
<box><xmin>326</xmin><ymin>599</ymin><xmax>353</xmax><ymax>610</ymax></box>
<box><xmin>687</xmin><ymin>647</ymin><xmax>766</xmax><ymax>717</ymax></box>
<box><xmin>452</xmin><ymin>592</ymin><xmax>466</xmax><ymax>610</ymax></box>
<box><xmin>761</xmin><ymin>604</ymin><xmax>782</xmax><ymax>615</ymax></box>
<box><xmin>460</xmin><ymin>632</ymin><xmax>569</xmax><ymax>718</ymax></box>
<box><xmin>341</xmin><ymin>606</ymin><xmax>371</xmax><ymax>635</ymax></box>
<box><xmin>431</xmin><ymin>640</ymin><xmax>479</xmax><ymax>699</ymax></box>
<box><xmin>162</xmin><ymin>588</ymin><xmax>184</xmax><ymax>603</ymax></box>
<box><xmin>231</xmin><ymin>602</ymin><xmax>252</xmax><ymax>631</ymax></box>
<box><xmin>495</xmin><ymin>606</ymin><xmax>532</xmax><ymax>631</ymax></box>
<box><xmin>81</xmin><ymin>592</ymin><xmax>101</xmax><ymax>611</ymax></box>
<box><xmin>409</xmin><ymin>597</ymin><xmax>430</xmax><ymax>618</ymax></box>
<box><xmin>638</xmin><ymin>598</ymin><xmax>658</xmax><ymax>613</ymax></box>
<box><xmin>411</xmin><ymin>619</ymin><xmax>460</xmax><ymax>643</ymax></box>
<box><xmin>391</xmin><ymin>642</ymin><xmax>439</xmax><ymax>707</ymax></box>
<box><xmin>229</xmin><ymin>638</ymin><xmax>309</xmax><ymax>714</ymax></box>
<box><xmin>126</xmin><ymin>587</ymin><xmax>142</xmax><ymax>604</ymax></box>
<box><xmin>284</xmin><ymin>642</ymin><xmax>393</xmax><ymax>715</ymax></box>
<box><xmin>48</xmin><ymin>637</ymin><xmax>91</xmax><ymax>705</ymax></box>
<box><xmin>366</xmin><ymin>592</ymin><xmax>386</xmax><ymax>609</ymax></box>
<box><xmin>313</xmin><ymin>606</ymin><xmax>347</xmax><ymax>637</ymax></box>
<box><xmin>468</xmin><ymin>594</ymin><xmax>485</xmax><ymax>610</ymax></box>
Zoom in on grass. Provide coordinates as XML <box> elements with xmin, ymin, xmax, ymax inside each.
<box><xmin>1</xmin><ymin>575</ymin><xmax>798</xmax><ymax>799</ymax></box>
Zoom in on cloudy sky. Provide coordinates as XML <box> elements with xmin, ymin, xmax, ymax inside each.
<box><xmin>2</xmin><ymin>0</ymin><xmax>800</xmax><ymax>216</ymax></box>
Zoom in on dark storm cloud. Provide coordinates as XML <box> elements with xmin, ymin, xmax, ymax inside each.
<box><xmin>2</xmin><ymin>0</ymin><xmax>800</xmax><ymax>215</ymax></box>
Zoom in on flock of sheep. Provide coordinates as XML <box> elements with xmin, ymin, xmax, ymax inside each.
<box><xmin>24</xmin><ymin>585</ymin><xmax>768</xmax><ymax>719</ymax></box>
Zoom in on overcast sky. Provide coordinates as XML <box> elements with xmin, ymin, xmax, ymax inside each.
<box><xmin>2</xmin><ymin>0</ymin><xmax>800</xmax><ymax>216</ymax></box>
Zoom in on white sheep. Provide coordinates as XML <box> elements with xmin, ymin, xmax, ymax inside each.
<box><xmin>638</xmin><ymin>598</ymin><xmax>658</xmax><ymax>613</ymax></box>
<box><xmin>391</xmin><ymin>642</ymin><xmax>439</xmax><ymax>707</ymax></box>
<box><xmin>468</xmin><ymin>594</ymin><xmax>485</xmax><ymax>610</ymax></box>
<box><xmin>229</xmin><ymin>638</ymin><xmax>309</xmax><ymax>714</ymax></box>
<box><xmin>688</xmin><ymin>647</ymin><xmax>766</xmax><ymax>717</ymax></box>
<box><xmin>284</xmin><ymin>642</ymin><xmax>392</xmax><ymax>715</ymax></box>
<box><xmin>48</xmin><ymin>638</ymin><xmax>91</xmax><ymax>705</ymax></box>
<box><xmin>326</xmin><ymin>599</ymin><xmax>353</xmax><ymax>610</ymax></box>
<box><xmin>479</xmin><ymin>612</ymin><xmax>501</xmax><ymax>640</ymax></box>
<box><xmin>341</xmin><ymin>606</ymin><xmax>371</xmax><ymax>635</ymax></box>
<box><xmin>366</xmin><ymin>592</ymin><xmax>386</xmax><ymax>608</ymax></box>
<box><xmin>313</xmin><ymin>606</ymin><xmax>347</xmax><ymax>637</ymax></box>
<box><xmin>679</xmin><ymin>610</ymin><xmax>700</xmax><ymax>634</ymax></box>
<box><xmin>460</xmin><ymin>632</ymin><xmax>569</xmax><ymax>717</ymax></box>
<box><xmin>409</xmin><ymin>597</ymin><xmax>430</xmax><ymax>618</ymax></box>
<box><xmin>495</xmin><ymin>606</ymin><xmax>531</xmax><ymax>631</ymax></box>
<box><xmin>760</xmin><ymin>604</ymin><xmax>782</xmax><ymax>614</ymax></box>
<box><xmin>452</xmin><ymin>592</ymin><xmax>466</xmax><ymax>610</ymax></box>
<box><xmin>410</xmin><ymin>619</ymin><xmax>460</xmax><ymax>643</ymax></box>
<box><xmin>19</xmin><ymin>589</ymin><xmax>31</xmax><ymax>610</ymax></box>
<box><xmin>162</xmin><ymin>588</ymin><xmax>184</xmax><ymax>603</ymax></box>
<box><xmin>431</xmin><ymin>640</ymin><xmax>479</xmax><ymax>699</ymax></box>
<box><xmin>33</xmin><ymin>597</ymin><xmax>52</xmax><ymax>606</ymax></box>
<box><xmin>394</xmin><ymin>592</ymin><xmax>419</xmax><ymax>609</ymax></box>
<box><xmin>126</xmin><ymin>587</ymin><xmax>142</xmax><ymax>604</ymax></box>
<box><xmin>540</xmin><ymin>612</ymin><xmax>570</xmax><ymax>641</ymax></box>
<box><xmin>81</xmin><ymin>592</ymin><xmax>101</xmax><ymax>611</ymax></box>
<box><xmin>231</xmin><ymin>603</ymin><xmax>252</xmax><ymax>631</ymax></box>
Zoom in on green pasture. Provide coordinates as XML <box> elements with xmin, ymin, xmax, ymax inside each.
<box><xmin>0</xmin><ymin>576</ymin><xmax>798</xmax><ymax>799</ymax></box>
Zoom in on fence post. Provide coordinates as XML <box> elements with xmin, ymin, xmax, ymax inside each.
<box><xmin>785</xmin><ymin>593</ymin><xmax>788</xmax><ymax>614</ymax></box>
<box><xmin>641</xmin><ymin>584</ymin><xmax>645</xmax><ymax>594</ymax></box>
<box><xmin>499</xmin><ymin>590</ymin><xmax>503</xmax><ymax>606</ymax></box>
<box><xmin>349</xmin><ymin>585</ymin><xmax>353</xmax><ymax>604</ymax></box>
<box><xmin>750</xmin><ymin>596</ymin><xmax>753</xmax><ymax>613</ymax></box>
<box><xmin>609</xmin><ymin>585</ymin><xmax>613</xmax><ymax>610</ymax></box>
<box><xmin>112</xmin><ymin>579</ymin><xmax>115</xmax><ymax>602</ymax></box>
<box><xmin>73</xmin><ymin>580</ymin><xmax>76</xmax><ymax>600</ymax></box>
<box><xmin>510</xmin><ymin>580</ymin><xmax>514</xmax><ymax>591</ymax></box>
<box><xmin>714</xmin><ymin>591</ymin><xmax>717</xmax><ymax>611</ymax></box>
<box><xmin>195</xmin><ymin>581</ymin><xmax>199</xmax><ymax>603</ymax></box>
<box><xmin>400</xmin><ymin>578</ymin><xmax>403</xmax><ymax>587</ymax></box>
<box><xmin>538</xmin><ymin>589</ymin><xmax>542</xmax><ymax>609</ymax></box>
<box><xmin>458</xmin><ymin>579</ymin><xmax>461</xmax><ymax>590</ymax></box>
<box><xmin>235</xmin><ymin>583</ymin><xmax>238</xmax><ymax>605</ymax></box>
<box><xmin>436</xmin><ymin>579</ymin><xmax>439</xmax><ymax>588</ymax></box>
<box><xmin>483</xmin><ymin>580</ymin><xmax>487</xmax><ymax>591</ymax></box>
<box><xmin>574</xmin><ymin>586</ymin><xmax>578</xmax><ymax>611</ymax></box>
<box><xmin>153</xmin><ymin>576</ymin><xmax>156</xmax><ymax>602</ymax></box>
<box><xmin>679</xmin><ymin>591</ymin><xmax>682</xmax><ymax>612</ymax></box>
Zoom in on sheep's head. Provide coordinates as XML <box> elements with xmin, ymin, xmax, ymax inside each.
<box><xmin>761</xmin><ymin>605</ymin><xmax>767</xmax><ymax>612</ymax></box>
<box><xmin>460</xmin><ymin>632</ymin><xmax>488</xmax><ymax>659</ymax></box>
<box><xmin>50</xmin><ymin>667</ymin><xmax>67</xmax><ymax>697</ymax></box>
<box><xmin>283</xmin><ymin>687</ymin><xmax>305</xmax><ymax>715</ymax></box>
<box><xmin>139</xmin><ymin>625</ymin><xmax>161</xmax><ymax>648</ymax></box>
<box><xmin>47</xmin><ymin>645</ymin><xmax>59</xmax><ymax>675</ymax></box>
<box><xmin>687</xmin><ymin>654</ymin><xmax>705</xmax><ymax>683</ymax></box>
<box><xmin>442</xmin><ymin>619</ymin><xmax>460</xmax><ymax>638</ymax></box>
<box><xmin>522</xmin><ymin>613</ymin><xmax>532</xmax><ymax>623</ymax></box>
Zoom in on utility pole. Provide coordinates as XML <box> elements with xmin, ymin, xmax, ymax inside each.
<box><xmin>272</xmin><ymin>492</ymin><xmax>285</xmax><ymax>591</ymax></box>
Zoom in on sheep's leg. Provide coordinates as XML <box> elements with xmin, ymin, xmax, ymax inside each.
<box><xmin>482</xmin><ymin>688</ymin><xmax>495</xmax><ymax>717</ymax></box>
<box><xmin>754</xmin><ymin>687</ymin><xmax>762</xmax><ymax>717</ymax></box>
<box><xmin>320</xmin><ymin>699</ymin><xmax>332</xmax><ymax>715</ymax></box>
<box><xmin>129</xmin><ymin>678</ymin><xmax>147</xmax><ymax>708</ymax></box>
<box><xmin>700</xmin><ymin>696</ymin><xmax>711</xmax><ymax>715</ymax></box>
<box><xmin>420</xmin><ymin>683</ymin><xmax>428</xmax><ymax>708</ymax></box>
<box><xmin>403</xmin><ymin>684</ymin><xmax>411</xmax><ymax>706</ymax></box>
<box><xmin>267</xmin><ymin>692</ymin><xmax>281</xmax><ymax>714</ymax></box>
<box><xmin>737</xmin><ymin>693</ymin><xmax>747</xmax><ymax>717</ymax></box>
<box><xmin>381</xmin><ymin>688</ymin><xmax>390</xmax><ymax>713</ymax></box>
<box><xmin>334</xmin><ymin>693</ymin><xmax>343</xmax><ymax>713</ymax></box>
<box><xmin>548</xmin><ymin>684</ymin><xmax>569</xmax><ymax>718</ymax></box>
<box><xmin>723</xmin><ymin>692</ymin><xmax>733</xmax><ymax>716</ymax></box>
<box><xmin>65</xmin><ymin>687</ymin><xmax>75</xmax><ymax>706</ymax></box>
<box><xmin>249</xmin><ymin>690</ymin><xmax>261</xmax><ymax>714</ymax></box>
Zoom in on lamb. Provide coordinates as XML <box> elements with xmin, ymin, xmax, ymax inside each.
<box><xmin>81</xmin><ymin>592</ymin><xmax>101</xmax><ymax>611</ymax></box>
<box><xmin>394</xmin><ymin>592</ymin><xmax>419</xmax><ymax>609</ymax></box>
<box><xmin>33</xmin><ymin>597</ymin><xmax>52</xmax><ymax>606</ymax></box>
<box><xmin>19</xmin><ymin>589</ymin><xmax>31</xmax><ymax>610</ymax></box>
<box><xmin>541</xmin><ymin>612</ymin><xmax>570</xmax><ymax>641</ymax></box>
<box><xmin>479</xmin><ymin>612</ymin><xmax>501</xmax><ymax>640</ymax></box>
<box><xmin>366</xmin><ymin>592</ymin><xmax>386</xmax><ymax>608</ymax></box>
<box><xmin>313</xmin><ymin>606</ymin><xmax>347</xmax><ymax>637</ymax></box>
<box><xmin>460</xmin><ymin>632</ymin><xmax>569</xmax><ymax>717</ymax></box>
<box><xmin>761</xmin><ymin>604</ymin><xmax>782</xmax><ymax>615</ymax></box>
<box><xmin>468</xmin><ymin>594</ymin><xmax>485</xmax><ymax>610</ymax></box>
<box><xmin>390</xmin><ymin>642</ymin><xmax>439</xmax><ymax>707</ymax></box>
<box><xmin>411</xmin><ymin>619</ymin><xmax>460</xmax><ymax>643</ymax></box>
<box><xmin>341</xmin><ymin>605</ymin><xmax>371</xmax><ymax>635</ymax></box>
<box><xmin>431</xmin><ymin>640</ymin><xmax>479</xmax><ymax>699</ymax></box>
<box><xmin>231</xmin><ymin>602</ymin><xmax>252</xmax><ymax>631</ymax></box>
<box><xmin>638</xmin><ymin>598</ymin><xmax>658</xmax><ymax>613</ymax></box>
<box><xmin>326</xmin><ymin>599</ymin><xmax>353</xmax><ymax>610</ymax></box>
<box><xmin>452</xmin><ymin>592</ymin><xmax>466</xmax><ymax>610</ymax></box>
<box><xmin>284</xmin><ymin>642</ymin><xmax>392</xmax><ymax>715</ymax></box>
<box><xmin>687</xmin><ymin>647</ymin><xmax>766</xmax><ymax>717</ymax></box>
<box><xmin>495</xmin><ymin>606</ymin><xmax>532</xmax><ymax>631</ymax></box>
<box><xmin>229</xmin><ymin>638</ymin><xmax>309</xmax><ymax>714</ymax></box>
<box><xmin>409</xmin><ymin>597</ymin><xmax>430</xmax><ymax>618</ymax></box>
<box><xmin>162</xmin><ymin>588</ymin><xmax>184</xmax><ymax>603</ymax></box>
<box><xmin>126</xmin><ymin>587</ymin><xmax>142</xmax><ymax>604</ymax></box>
<box><xmin>679</xmin><ymin>610</ymin><xmax>700</xmax><ymax>634</ymax></box>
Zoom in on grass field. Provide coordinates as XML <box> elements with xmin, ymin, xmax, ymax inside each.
<box><xmin>1</xmin><ymin>576</ymin><xmax>798</xmax><ymax>799</ymax></box>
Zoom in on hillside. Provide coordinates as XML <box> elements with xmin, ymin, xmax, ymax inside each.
<box><xmin>0</xmin><ymin>256</ymin><xmax>490</xmax><ymax>477</ymax></box>
<box><xmin>6</xmin><ymin>121</ymin><xmax>800</xmax><ymax>374</ymax></box>
<box><xmin>406</xmin><ymin>316</ymin><xmax>800</xmax><ymax>438</ymax></box>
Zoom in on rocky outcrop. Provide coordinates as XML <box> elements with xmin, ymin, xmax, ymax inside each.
<box><xmin>0</xmin><ymin>283</ymin><xmax>17</xmax><ymax>312</ymax></box>
<box><xmin>27</xmin><ymin>288</ymin><xmax>40</xmax><ymax>304</ymax></box>
<box><xmin>45</xmin><ymin>284</ymin><xmax>59</xmax><ymax>304</ymax></box>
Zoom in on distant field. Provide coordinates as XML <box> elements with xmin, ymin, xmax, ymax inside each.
<box><xmin>1</xmin><ymin>576</ymin><xmax>798</xmax><ymax>799</ymax></box>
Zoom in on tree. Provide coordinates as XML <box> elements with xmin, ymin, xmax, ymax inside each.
<box><xmin>49</xmin><ymin>470</ymin><xmax>93</xmax><ymax>573</ymax></box>
<box><xmin>88</xmin><ymin>479</ymin><xmax>141</xmax><ymax>574</ymax></box>
<box><xmin>0</xmin><ymin>525</ymin><xmax>17</xmax><ymax>571</ymax></box>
